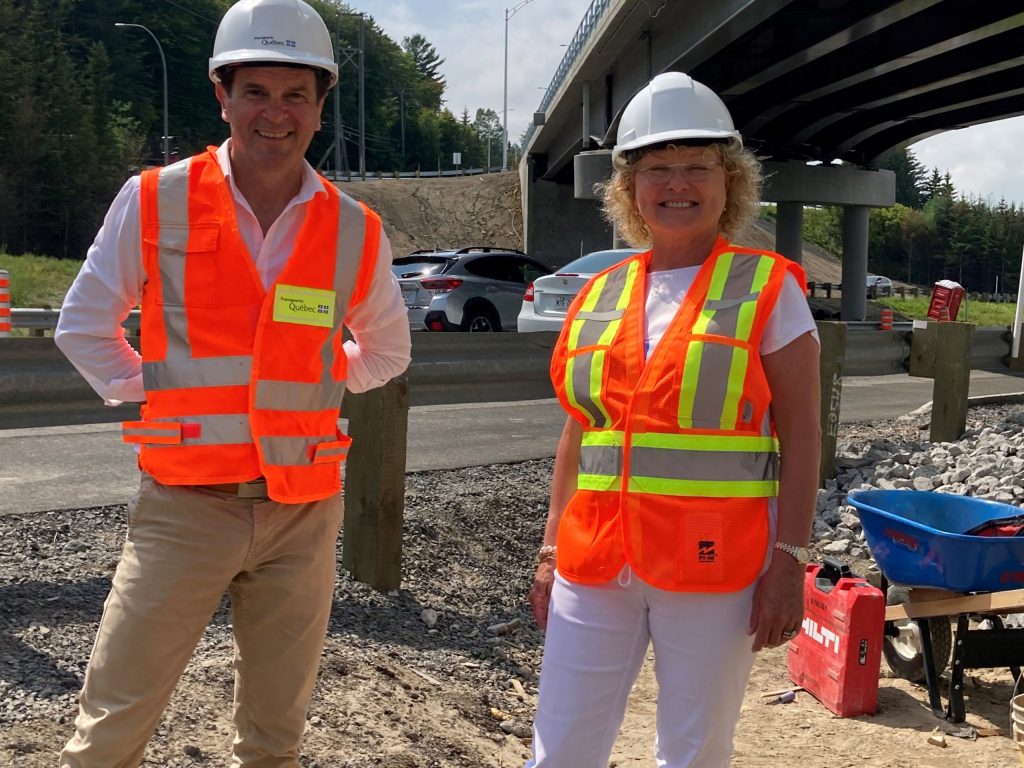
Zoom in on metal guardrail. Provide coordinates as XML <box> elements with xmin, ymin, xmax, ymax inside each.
<box><xmin>0</xmin><ymin>311</ymin><xmax>1014</xmax><ymax>428</ymax></box>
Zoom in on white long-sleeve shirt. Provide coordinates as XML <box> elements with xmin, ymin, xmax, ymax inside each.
<box><xmin>56</xmin><ymin>141</ymin><xmax>411</xmax><ymax>405</ymax></box>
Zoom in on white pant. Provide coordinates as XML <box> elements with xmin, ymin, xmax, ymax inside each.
<box><xmin>526</xmin><ymin>567</ymin><xmax>758</xmax><ymax>768</ymax></box>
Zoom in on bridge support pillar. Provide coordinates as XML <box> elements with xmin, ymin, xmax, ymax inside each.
<box><xmin>524</xmin><ymin>155</ymin><xmax>612</xmax><ymax>267</ymax></box>
<box><xmin>840</xmin><ymin>205</ymin><xmax>869</xmax><ymax>321</ymax></box>
<box><xmin>775</xmin><ymin>202</ymin><xmax>804</xmax><ymax>265</ymax></box>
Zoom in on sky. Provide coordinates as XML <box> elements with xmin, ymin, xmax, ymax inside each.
<box><xmin>349</xmin><ymin>0</ymin><xmax>1024</xmax><ymax>206</ymax></box>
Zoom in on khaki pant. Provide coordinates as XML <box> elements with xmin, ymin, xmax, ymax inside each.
<box><xmin>60</xmin><ymin>474</ymin><xmax>343</xmax><ymax>768</ymax></box>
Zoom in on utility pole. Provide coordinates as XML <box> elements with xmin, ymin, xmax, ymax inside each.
<box><xmin>398</xmin><ymin>88</ymin><xmax>406</xmax><ymax>167</ymax></box>
<box><xmin>358</xmin><ymin>13</ymin><xmax>366</xmax><ymax>179</ymax></box>
<box><xmin>333</xmin><ymin>10</ymin><xmax>365</xmax><ymax>179</ymax></box>
<box><xmin>503</xmin><ymin>0</ymin><xmax>538</xmax><ymax>171</ymax></box>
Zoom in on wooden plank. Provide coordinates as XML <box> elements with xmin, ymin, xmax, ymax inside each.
<box><xmin>817</xmin><ymin>321</ymin><xmax>845</xmax><ymax>487</ymax></box>
<box><xmin>931</xmin><ymin>322</ymin><xmax>973</xmax><ymax>443</ymax></box>
<box><xmin>342</xmin><ymin>375</ymin><xmax>409</xmax><ymax>590</ymax></box>
<box><xmin>884</xmin><ymin>587</ymin><xmax>1024</xmax><ymax>621</ymax></box>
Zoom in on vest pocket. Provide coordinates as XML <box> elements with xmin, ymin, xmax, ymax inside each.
<box><xmin>145</xmin><ymin>224</ymin><xmax>220</xmax><ymax>308</ymax></box>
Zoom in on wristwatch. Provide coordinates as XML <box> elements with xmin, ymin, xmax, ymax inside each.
<box><xmin>774</xmin><ymin>541</ymin><xmax>812</xmax><ymax>565</ymax></box>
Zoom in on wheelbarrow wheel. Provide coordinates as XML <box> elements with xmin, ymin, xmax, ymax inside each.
<box><xmin>883</xmin><ymin>585</ymin><xmax>952</xmax><ymax>683</ymax></box>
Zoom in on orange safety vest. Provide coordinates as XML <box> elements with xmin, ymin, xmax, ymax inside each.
<box><xmin>550</xmin><ymin>237</ymin><xmax>807</xmax><ymax>592</ymax></box>
<box><xmin>122</xmin><ymin>148</ymin><xmax>381</xmax><ymax>504</ymax></box>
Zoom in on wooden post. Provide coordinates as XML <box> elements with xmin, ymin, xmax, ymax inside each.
<box><xmin>342</xmin><ymin>375</ymin><xmax>409</xmax><ymax>590</ymax></box>
<box><xmin>817</xmin><ymin>321</ymin><xmax>846</xmax><ymax>486</ymax></box>
<box><xmin>930</xmin><ymin>322</ymin><xmax>973</xmax><ymax>443</ymax></box>
<box><xmin>825</xmin><ymin>283</ymin><xmax>833</xmax><ymax>299</ymax></box>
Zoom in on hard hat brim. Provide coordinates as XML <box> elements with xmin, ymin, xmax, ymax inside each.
<box><xmin>612</xmin><ymin>128</ymin><xmax>741</xmax><ymax>167</ymax></box>
<box><xmin>209</xmin><ymin>50</ymin><xmax>339</xmax><ymax>87</ymax></box>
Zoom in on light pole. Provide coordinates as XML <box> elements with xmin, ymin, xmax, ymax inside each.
<box><xmin>116</xmin><ymin>23</ymin><xmax>169</xmax><ymax>166</ymax></box>
<box><xmin>503</xmin><ymin>0</ymin><xmax>538</xmax><ymax>171</ymax></box>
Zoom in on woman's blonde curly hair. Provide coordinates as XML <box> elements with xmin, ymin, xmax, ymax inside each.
<box><xmin>599</xmin><ymin>141</ymin><xmax>762</xmax><ymax>248</ymax></box>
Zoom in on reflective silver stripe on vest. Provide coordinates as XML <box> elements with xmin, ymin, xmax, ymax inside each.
<box><xmin>254</xmin><ymin>379</ymin><xmax>346</xmax><ymax>412</ymax></box>
<box><xmin>578</xmin><ymin>443</ymin><xmax>778</xmax><ymax>486</ymax></box>
<box><xmin>574</xmin><ymin>266</ymin><xmax>632</xmax><ymax>348</ymax></box>
<box><xmin>576</xmin><ymin>309</ymin><xmax>625</xmax><ymax>322</ymax></box>
<box><xmin>688</xmin><ymin>341</ymin><xmax>739</xmax><ymax>428</ymax></box>
<box><xmin>144</xmin><ymin>414</ymin><xmax>253</xmax><ymax>448</ymax></box>
<box><xmin>253</xmin><ymin>191</ymin><xmax>365</xmax><ymax>412</ymax></box>
<box><xmin>123</xmin><ymin>425</ymin><xmax>178</xmax><ymax>439</ymax></box>
<box><xmin>579</xmin><ymin>442</ymin><xmax>622</xmax><ymax>478</ymax></box>
<box><xmin>156</xmin><ymin>160</ymin><xmax>193</xmax><ymax>359</ymax></box>
<box><xmin>569</xmin><ymin>349</ymin><xmax>608</xmax><ymax>427</ymax></box>
<box><xmin>630</xmin><ymin>445</ymin><xmax>778</xmax><ymax>483</ymax></box>
<box><xmin>143</xmin><ymin>355</ymin><xmax>252</xmax><ymax>391</ymax></box>
<box><xmin>260</xmin><ymin>434</ymin><xmax>336</xmax><ymax>466</ymax></box>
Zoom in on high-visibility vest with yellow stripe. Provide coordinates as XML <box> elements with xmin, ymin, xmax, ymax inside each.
<box><xmin>122</xmin><ymin>148</ymin><xmax>381</xmax><ymax>504</ymax></box>
<box><xmin>550</xmin><ymin>237</ymin><xmax>807</xmax><ymax>591</ymax></box>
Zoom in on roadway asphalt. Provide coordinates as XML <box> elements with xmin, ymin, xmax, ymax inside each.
<box><xmin>2</xmin><ymin>370</ymin><xmax>1023</xmax><ymax>516</ymax></box>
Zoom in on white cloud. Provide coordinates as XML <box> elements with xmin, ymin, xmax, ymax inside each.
<box><xmin>349</xmin><ymin>1</ymin><xmax>1024</xmax><ymax>205</ymax></box>
<box><xmin>910</xmin><ymin>116</ymin><xmax>1024</xmax><ymax>206</ymax></box>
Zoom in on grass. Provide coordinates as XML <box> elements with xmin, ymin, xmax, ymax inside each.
<box><xmin>0</xmin><ymin>251</ymin><xmax>83</xmax><ymax>308</ymax></box>
<box><xmin>877</xmin><ymin>295</ymin><xmax>1017</xmax><ymax>327</ymax></box>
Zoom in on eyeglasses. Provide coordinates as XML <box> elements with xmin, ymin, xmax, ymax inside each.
<box><xmin>635</xmin><ymin>161</ymin><xmax>720</xmax><ymax>183</ymax></box>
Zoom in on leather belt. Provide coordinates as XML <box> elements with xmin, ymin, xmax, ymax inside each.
<box><xmin>194</xmin><ymin>479</ymin><xmax>268</xmax><ymax>498</ymax></box>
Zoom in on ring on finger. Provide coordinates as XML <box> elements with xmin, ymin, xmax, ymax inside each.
<box><xmin>781</xmin><ymin>629</ymin><xmax>799</xmax><ymax>640</ymax></box>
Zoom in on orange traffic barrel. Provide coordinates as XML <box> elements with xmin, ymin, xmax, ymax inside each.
<box><xmin>0</xmin><ymin>269</ymin><xmax>10</xmax><ymax>337</ymax></box>
<box><xmin>879</xmin><ymin>308</ymin><xmax>893</xmax><ymax>331</ymax></box>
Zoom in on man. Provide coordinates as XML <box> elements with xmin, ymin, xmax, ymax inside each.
<box><xmin>54</xmin><ymin>1</ymin><xmax>411</xmax><ymax>765</ymax></box>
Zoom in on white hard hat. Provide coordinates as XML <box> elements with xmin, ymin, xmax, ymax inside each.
<box><xmin>612</xmin><ymin>72</ymin><xmax>740</xmax><ymax>167</ymax></box>
<box><xmin>209</xmin><ymin>0</ymin><xmax>338</xmax><ymax>87</ymax></box>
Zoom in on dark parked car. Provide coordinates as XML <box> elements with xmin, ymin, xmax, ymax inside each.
<box><xmin>393</xmin><ymin>247</ymin><xmax>552</xmax><ymax>331</ymax></box>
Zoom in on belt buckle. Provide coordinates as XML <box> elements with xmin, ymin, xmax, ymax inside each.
<box><xmin>237</xmin><ymin>479</ymin><xmax>268</xmax><ymax>499</ymax></box>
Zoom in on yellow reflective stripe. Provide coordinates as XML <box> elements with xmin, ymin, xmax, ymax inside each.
<box><xmin>628</xmin><ymin>477</ymin><xmax>778</xmax><ymax>497</ymax></box>
<box><xmin>568</xmin><ymin>271</ymin><xmax>608</xmax><ymax>349</ymax></box>
<box><xmin>581</xmin><ymin>430</ymin><xmax>626</xmax><ymax>446</ymax></box>
<box><xmin>719</xmin><ymin>344</ymin><xmax>749</xmax><ymax>429</ymax></box>
<box><xmin>692</xmin><ymin>252</ymin><xmax>734</xmax><ymax>335</ymax></box>
<box><xmin>734</xmin><ymin>256</ymin><xmax>774</xmax><ymax>342</ymax></box>
<box><xmin>578</xmin><ymin>473</ymin><xmax>621</xmax><ymax>492</ymax></box>
<box><xmin>589</xmin><ymin>348</ymin><xmax>612</xmax><ymax>426</ymax></box>
<box><xmin>630</xmin><ymin>432</ymin><xmax>778</xmax><ymax>451</ymax></box>
<box><xmin>678</xmin><ymin>341</ymin><xmax>703</xmax><ymax>428</ymax></box>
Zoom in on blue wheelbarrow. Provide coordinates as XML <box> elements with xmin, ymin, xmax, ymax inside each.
<box><xmin>849</xmin><ymin>489</ymin><xmax>1024</xmax><ymax>722</ymax></box>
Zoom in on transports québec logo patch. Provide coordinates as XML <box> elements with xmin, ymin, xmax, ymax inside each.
<box><xmin>272</xmin><ymin>284</ymin><xmax>336</xmax><ymax>328</ymax></box>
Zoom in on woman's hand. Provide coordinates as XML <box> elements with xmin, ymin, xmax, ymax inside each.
<box><xmin>528</xmin><ymin>561</ymin><xmax>557</xmax><ymax>631</ymax></box>
<box><xmin>748</xmin><ymin>556</ymin><xmax>805</xmax><ymax>651</ymax></box>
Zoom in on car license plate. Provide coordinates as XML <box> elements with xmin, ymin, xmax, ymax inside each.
<box><xmin>402</xmin><ymin>288</ymin><xmax>417</xmax><ymax>306</ymax></box>
<box><xmin>553</xmin><ymin>295</ymin><xmax>571</xmax><ymax>311</ymax></box>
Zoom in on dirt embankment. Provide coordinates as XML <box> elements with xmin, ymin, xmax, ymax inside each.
<box><xmin>341</xmin><ymin>174</ymin><xmax>524</xmax><ymax>258</ymax></box>
<box><xmin>339</xmin><ymin>173</ymin><xmax>845</xmax><ymax>284</ymax></box>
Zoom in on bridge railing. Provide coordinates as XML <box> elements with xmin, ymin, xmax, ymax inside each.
<box><xmin>525</xmin><ymin>0</ymin><xmax>612</xmax><ymax>148</ymax></box>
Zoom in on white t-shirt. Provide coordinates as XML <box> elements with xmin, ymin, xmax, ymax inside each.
<box><xmin>644</xmin><ymin>266</ymin><xmax>818</xmax><ymax>359</ymax></box>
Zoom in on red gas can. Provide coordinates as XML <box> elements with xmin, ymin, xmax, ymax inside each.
<box><xmin>787</xmin><ymin>559</ymin><xmax>885</xmax><ymax>717</ymax></box>
<box><xmin>926</xmin><ymin>279</ymin><xmax>964</xmax><ymax>321</ymax></box>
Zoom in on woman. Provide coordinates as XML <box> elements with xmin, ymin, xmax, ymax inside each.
<box><xmin>526</xmin><ymin>72</ymin><xmax>820</xmax><ymax>767</ymax></box>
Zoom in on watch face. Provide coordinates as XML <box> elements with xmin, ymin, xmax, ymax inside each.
<box><xmin>796</xmin><ymin>547</ymin><xmax>811</xmax><ymax>564</ymax></box>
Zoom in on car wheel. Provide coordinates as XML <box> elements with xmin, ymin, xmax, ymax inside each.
<box><xmin>462</xmin><ymin>306</ymin><xmax>500</xmax><ymax>332</ymax></box>
<box><xmin>882</xmin><ymin>585</ymin><xmax>952</xmax><ymax>682</ymax></box>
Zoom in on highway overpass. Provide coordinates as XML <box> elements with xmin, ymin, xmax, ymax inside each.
<box><xmin>522</xmin><ymin>0</ymin><xmax>1024</xmax><ymax>320</ymax></box>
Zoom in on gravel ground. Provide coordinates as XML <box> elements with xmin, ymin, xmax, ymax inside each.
<box><xmin>2</xmin><ymin>403</ymin><xmax>1023</xmax><ymax>766</ymax></box>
